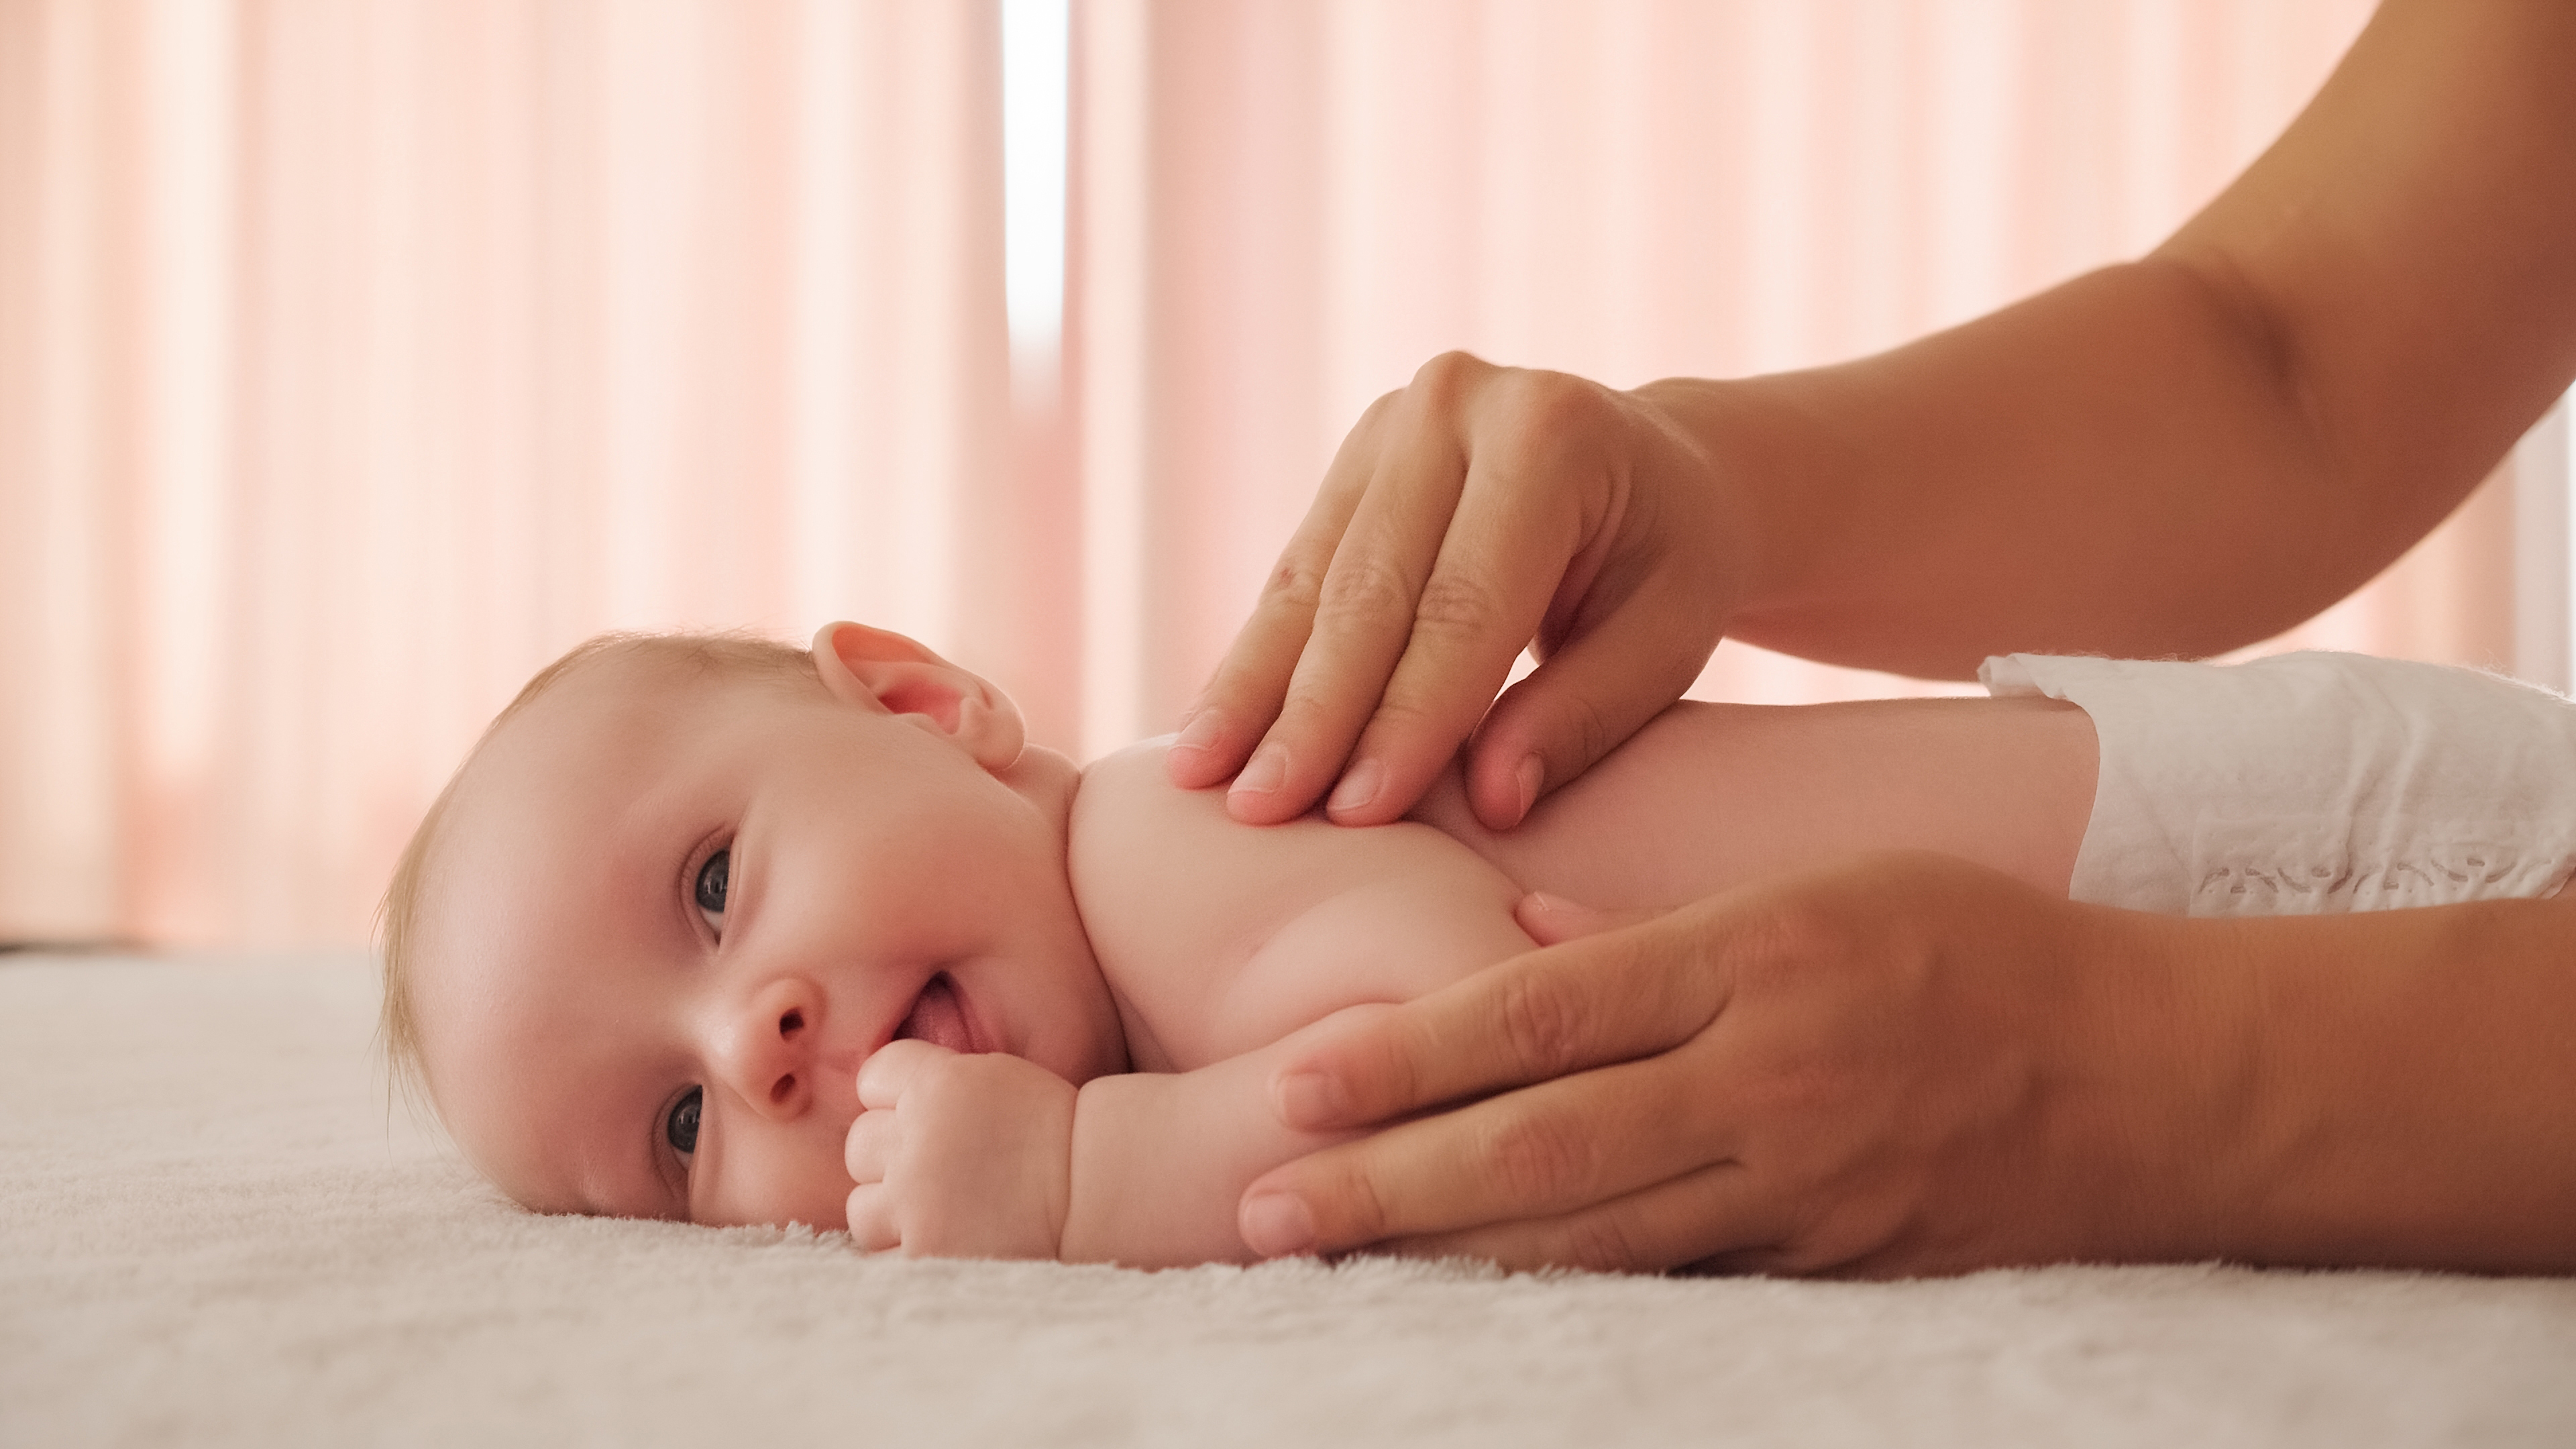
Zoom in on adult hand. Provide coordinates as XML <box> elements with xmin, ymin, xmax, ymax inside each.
<box><xmin>1234</xmin><ymin>853</ymin><xmax>2254</xmax><ymax>1275</ymax></box>
<box><xmin>1166</xmin><ymin>352</ymin><xmax>1748</xmax><ymax>831</ymax></box>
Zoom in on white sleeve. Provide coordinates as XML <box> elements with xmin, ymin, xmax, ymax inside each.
<box><xmin>1980</xmin><ymin>651</ymin><xmax>2576</xmax><ymax>916</ymax></box>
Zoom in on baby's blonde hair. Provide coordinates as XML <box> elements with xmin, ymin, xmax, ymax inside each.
<box><xmin>374</xmin><ymin>630</ymin><xmax>818</xmax><ymax>1113</ymax></box>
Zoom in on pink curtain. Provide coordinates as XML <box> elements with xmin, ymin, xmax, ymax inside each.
<box><xmin>1</xmin><ymin>0</ymin><xmax>1024</xmax><ymax>945</ymax></box>
<box><xmin>1071</xmin><ymin>0</ymin><xmax>2404</xmax><ymax>735</ymax></box>
<box><xmin>3</xmin><ymin>0</ymin><xmax>2461</xmax><ymax>951</ymax></box>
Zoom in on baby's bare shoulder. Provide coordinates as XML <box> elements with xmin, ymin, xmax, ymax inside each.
<box><xmin>1067</xmin><ymin>738</ymin><xmax>1532</xmax><ymax>1067</ymax></box>
<box><xmin>1070</xmin><ymin>737</ymin><xmax>1210</xmax><ymax>841</ymax></box>
<box><xmin>1067</xmin><ymin>737</ymin><xmax>1385</xmax><ymax>994</ymax></box>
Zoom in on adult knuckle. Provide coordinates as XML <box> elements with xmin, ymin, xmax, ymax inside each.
<box><xmin>1548</xmin><ymin>690</ymin><xmax>1620</xmax><ymax>773</ymax></box>
<box><xmin>1362</xmin><ymin>1020</ymin><xmax>1428</xmax><ymax>1116</ymax></box>
<box><xmin>1271</xmin><ymin>680</ymin><xmax>1344</xmax><ymax>741</ymax></box>
<box><xmin>1330</xmin><ymin>1160</ymin><xmax>1397</xmax><ymax>1243</ymax></box>
<box><xmin>1409</xmin><ymin>568</ymin><xmax>1510</xmax><ymax>643</ymax></box>
<box><xmin>1561</xmin><ymin>1211</ymin><xmax>1643</xmax><ymax>1273</ymax></box>
<box><xmin>1494</xmin><ymin>971</ymin><xmax>1591</xmax><ymax>1078</ymax></box>
<box><xmin>1491</xmin><ymin>368</ymin><xmax>1612</xmax><ymax>460</ymax></box>
<box><xmin>1729</xmin><ymin>890</ymin><xmax>1851</xmax><ymax>990</ymax></box>
<box><xmin>1511</xmin><ymin>368</ymin><xmax>1605</xmax><ymax>433</ymax></box>
<box><xmin>1408</xmin><ymin>349</ymin><xmax>1489</xmax><ymax>407</ymax></box>
<box><xmin>1314</xmin><ymin>554</ymin><xmax>1418</xmax><ymax>629</ymax></box>
<box><xmin>1479</xmin><ymin>1108</ymin><xmax>1596</xmax><ymax>1205</ymax></box>
<box><xmin>1737</xmin><ymin>1054</ymin><xmax>1844</xmax><ymax>1126</ymax></box>
<box><xmin>1360</xmin><ymin>688</ymin><xmax>1448</xmax><ymax>743</ymax></box>
<box><xmin>1769</xmin><ymin>1198</ymin><xmax>1896</xmax><ymax>1278</ymax></box>
<box><xmin>1261</xmin><ymin>549</ymin><xmax>1330</xmax><ymax>615</ymax></box>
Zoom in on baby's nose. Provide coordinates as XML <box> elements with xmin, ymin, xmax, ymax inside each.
<box><xmin>717</xmin><ymin>977</ymin><xmax>820</xmax><ymax>1120</ymax></box>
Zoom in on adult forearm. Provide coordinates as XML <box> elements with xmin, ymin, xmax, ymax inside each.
<box><xmin>1644</xmin><ymin>260</ymin><xmax>2362</xmax><ymax>676</ymax></box>
<box><xmin>2206</xmin><ymin>894</ymin><xmax>2576</xmax><ymax>1272</ymax></box>
<box><xmin>1651</xmin><ymin>0</ymin><xmax>2576</xmax><ymax>679</ymax></box>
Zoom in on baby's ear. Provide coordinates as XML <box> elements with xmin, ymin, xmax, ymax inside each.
<box><xmin>810</xmin><ymin>621</ymin><xmax>1026</xmax><ymax>773</ymax></box>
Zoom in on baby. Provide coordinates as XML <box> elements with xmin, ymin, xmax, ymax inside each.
<box><xmin>381</xmin><ymin>622</ymin><xmax>2576</xmax><ymax>1266</ymax></box>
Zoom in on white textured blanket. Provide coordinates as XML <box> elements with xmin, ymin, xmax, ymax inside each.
<box><xmin>5</xmin><ymin>955</ymin><xmax>2573</xmax><ymax>1447</ymax></box>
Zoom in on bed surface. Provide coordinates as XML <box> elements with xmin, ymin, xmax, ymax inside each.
<box><xmin>5</xmin><ymin>954</ymin><xmax>2573</xmax><ymax>1448</ymax></box>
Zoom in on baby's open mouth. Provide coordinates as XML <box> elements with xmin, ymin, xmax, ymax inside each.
<box><xmin>892</xmin><ymin>973</ymin><xmax>975</xmax><ymax>1053</ymax></box>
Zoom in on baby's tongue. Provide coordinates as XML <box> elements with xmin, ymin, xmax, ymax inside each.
<box><xmin>894</xmin><ymin>975</ymin><xmax>973</xmax><ymax>1052</ymax></box>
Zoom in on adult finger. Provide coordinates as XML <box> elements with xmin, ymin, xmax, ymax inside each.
<box><xmin>1240</xmin><ymin>1048</ymin><xmax>1738</xmax><ymax>1257</ymax></box>
<box><xmin>1268</xmin><ymin>906</ymin><xmax>1731</xmax><ymax>1132</ymax></box>
<box><xmin>1462</xmin><ymin>566</ymin><xmax>1723</xmax><ymax>830</ymax></box>
<box><xmin>843</xmin><ymin>1110</ymin><xmax>898</xmax><ymax>1182</ymax></box>
<box><xmin>1226</xmin><ymin>381</ymin><xmax>1480</xmax><ymax>824</ymax></box>
<box><xmin>1512</xmin><ymin>892</ymin><xmax>1664</xmax><ymax>947</ymax></box>
<box><xmin>856</xmin><ymin>1038</ymin><xmax>953</xmax><ymax>1109</ymax></box>
<box><xmin>1168</xmin><ymin>396</ymin><xmax>1393</xmax><ymax>790</ymax></box>
<box><xmin>844</xmin><ymin>1184</ymin><xmax>900</xmax><ymax>1252</ymax></box>
<box><xmin>1313</xmin><ymin>421</ymin><xmax>1603</xmax><ymax>825</ymax></box>
<box><xmin>1377</xmin><ymin>1161</ymin><xmax>1786</xmax><ymax>1275</ymax></box>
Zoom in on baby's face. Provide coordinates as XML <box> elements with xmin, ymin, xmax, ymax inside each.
<box><xmin>410</xmin><ymin>649</ymin><xmax>1124</xmax><ymax>1229</ymax></box>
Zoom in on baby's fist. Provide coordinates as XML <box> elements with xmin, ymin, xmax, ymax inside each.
<box><xmin>843</xmin><ymin>1040</ymin><xmax>1078</xmax><ymax>1260</ymax></box>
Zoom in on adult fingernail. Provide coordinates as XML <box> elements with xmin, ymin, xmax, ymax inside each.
<box><xmin>1232</xmin><ymin>741</ymin><xmax>1288</xmax><ymax>798</ymax></box>
<box><xmin>1327</xmin><ymin>757</ymin><xmax>1382</xmax><ymax>816</ymax></box>
<box><xmin>1239</xmin><ymin>1193</ymin><xmax>1318</xmax><ymax>1256</ymax></box>
<box><xmin>1173</xmin><ymin>707</ymin><xmax>1226</xmax><ymax>758</ymax></box>
<box><xmin>1512</xmin><ymin>754</ymin><xmax>1543</xmax><ymax>824</ymax></box>
<box><xmin>1275</xmin><ymin>1071</ymin><xmax>1348</xmax><ymax>1128</ymax></box>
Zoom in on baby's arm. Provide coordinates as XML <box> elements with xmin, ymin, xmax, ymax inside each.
<box><xmin>1058</xmin><ymin>815</ymin><xmax>1547</xmax><ymax>1266</ymax></box>
<box><xmin>843</xmin><ymin>746</ymin><xmax>1542</xmax><ymax>1264</ymax></box>
<box><xmin>1058</xmin><ymin>1010</ymin><xmax>1392</xmax><ymax>1267</ymax></box>
<box><xmin>843</xmin><ymin>1013</ymin><xmax>1395</xmax><ymax>1266</ymax></box>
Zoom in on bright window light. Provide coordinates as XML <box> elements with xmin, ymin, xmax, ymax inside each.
<box><xmin>1002</xmin><ymin>0</ymin><xmax>1069</xmax><ymax>374</ymax></box>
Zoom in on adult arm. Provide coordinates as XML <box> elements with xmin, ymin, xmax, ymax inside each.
<box><xmin>1176</xmin><ymin>0</ymin><xmax>2576</xmax><ymax>830</ymax></box>
<box><xmin>1237</xmin><ymin>854</ymin><xmax>2576</xmax><ymax>1275</ymax></box>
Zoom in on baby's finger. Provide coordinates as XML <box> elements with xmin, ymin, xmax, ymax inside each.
<box><xmin>1375</xmin><ymin>1160</ymin><xmax>1786</xmax><ymax>1274</ymax></box>
<box><xmin>843</xmin><ymin>1108</ymin><xmax>900</xmax><ymax>1183</ymax></box>
<box><xmin>844</xmin><ymin>1184</ymin><xmax>901</xmax><ymax>1252</ymax></box>
<box><xmin>857</xmin><ymin>1038</ymin><xmax>956</xmax><ymax>1109</ymax></box>
<box><xmin>1171</xmin><ymin>397</ymin><xmax>1392</xmax><ymax>791</ymax></box>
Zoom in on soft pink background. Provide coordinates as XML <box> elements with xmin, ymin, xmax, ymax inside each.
<box><xmin>12</xmin><ymin>0</ymin><xmax>2504</xmax><ymax>951</ymax></box>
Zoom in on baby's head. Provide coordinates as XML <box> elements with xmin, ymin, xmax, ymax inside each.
<box><xmin>380</xmin><ymin>623</ymin><xmax>1126</xmax><ymax>1229</ymax></box>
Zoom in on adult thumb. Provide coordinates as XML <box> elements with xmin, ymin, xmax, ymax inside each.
<box><xmin>1464</xmin><ymin>616</ymin><xmax>1717</xmax><ymax>831</ymax></box>
<box><xmin>1514</xmin><ymin>892</ymin><xmax>1666</xmax><ymax>947</ymax></box>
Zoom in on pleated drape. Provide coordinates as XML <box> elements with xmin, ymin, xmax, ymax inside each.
<box><xmin>1</xmin><ymin>0</ymin><xmax>1020</xmax><ymax>945</ymax></box>
<box><xmin>13</xmin><ymin>0</ymin><xmax>2512</xmax><ymax>951</ymax></box>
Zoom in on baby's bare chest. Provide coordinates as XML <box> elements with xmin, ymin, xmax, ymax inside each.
<box><xmin>1068</xmin><ymin>743</ymin><xmax>1538</xmax><ymax>1073</ymax></box>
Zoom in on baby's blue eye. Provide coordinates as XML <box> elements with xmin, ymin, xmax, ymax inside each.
<box><xmin>695</xmin><ymin>849</ymin><xmax>729</xmax><ymax>926</ymax></box>
<box><xmin>667</xmin><ymin>1087</ymin><xmax>702</xmax><ymax>1156</ymax></box>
